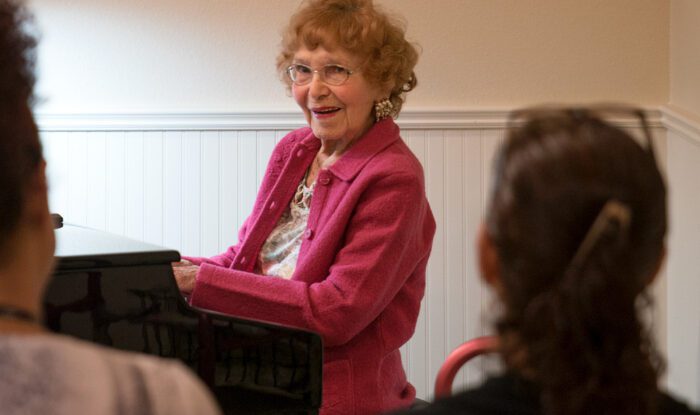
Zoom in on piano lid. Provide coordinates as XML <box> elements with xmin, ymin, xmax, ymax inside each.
<box><xmin>54</xmin><ymin>224</ymin><xmax>180</xmax><ymax>271</ymax></box>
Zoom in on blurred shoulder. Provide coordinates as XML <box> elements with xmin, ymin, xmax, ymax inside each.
<box><xmin>80</xmin><ymin>339</ymin><xmax>222</xmax><ymax>415</ymax></box>
<box><xmin>0</xmin><ymin>334</ymin><xmax>221</xmax><ymax>415</ymax></box>
<box><xmin>391</xmin><ymin>375</ymin><xmax>539</xmax><ymax>415</ymax></box>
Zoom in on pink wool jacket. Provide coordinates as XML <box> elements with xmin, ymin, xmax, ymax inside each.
<box><xmin>185</xmin><ymin>119</ymin><xmax>435</xmax><ymax>415</ymax></box>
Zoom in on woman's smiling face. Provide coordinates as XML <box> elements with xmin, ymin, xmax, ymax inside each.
<box><xmin>292</xmin><ymin>45</ymin><xmax>386</xmax><ymax>145</ymax></box>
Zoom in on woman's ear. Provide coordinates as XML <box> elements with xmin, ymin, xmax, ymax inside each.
<box><xmin>478</xmin><ymin>223</ymin><xmax>502</xmax><ymax>291</ymax></box>
<box><xmin>374</xmin><ymin>81</ymin><xmax>393</xmax><ymax>102</ymax></box>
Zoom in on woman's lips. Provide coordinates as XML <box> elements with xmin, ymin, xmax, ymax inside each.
<box><xmin>311</xmin><ymin>107</ymin><xmax>341</xmax><ymax>118</ymax></box>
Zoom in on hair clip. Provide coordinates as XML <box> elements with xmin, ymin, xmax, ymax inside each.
<box><xmin>568</xmin><ymin>199</ymin><xmax>631</xmax><ymax>271</ymax></box>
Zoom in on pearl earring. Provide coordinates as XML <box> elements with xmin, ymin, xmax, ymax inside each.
<box><xmin>374</xmin><ymin>98</ymin><xmax>394</xmax><ymax>122</ymax></box>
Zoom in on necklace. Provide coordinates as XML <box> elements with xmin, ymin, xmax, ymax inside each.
<box><xmin>0</xmin><ymin>305</ymin><xmax>39</xmax><ymax>324</ymax></box>
<box><xmin>294</xmin><ymin>168</ymin><xmax>315</xmax><ymax>208</ymax></box>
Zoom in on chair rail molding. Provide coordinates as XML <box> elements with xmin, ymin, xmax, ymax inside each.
<box><xmin>35</xmin><ymin>107</ymin><xmax>663</xmax><ymax>132</ymax></box>
<box><xmin>661</xmin><ymin>105</ymin><xmax>700</xmax><ymax>145</ymax></box>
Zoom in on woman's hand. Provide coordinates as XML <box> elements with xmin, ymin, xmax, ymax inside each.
<box><xmin>172</xmin><ymin>260</ymin><xmax>199</xmax><ymax>295</ymax></box>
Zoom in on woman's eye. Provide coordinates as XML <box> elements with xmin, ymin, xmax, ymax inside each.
<box><xmin>327</xmin><ymin>65</ymin><xmax>347</xmax><ymax>74</ymax></box>
<box><xmin>295</xmin><ymin>65</ymin><xmax>312</xmax><ymax>74</ymax></box>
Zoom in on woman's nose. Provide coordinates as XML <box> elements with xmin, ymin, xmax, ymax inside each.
<box><xmin>308</xmin><ymin>73</ymin><xmax>330</xmax><ymax>98</ymax></box>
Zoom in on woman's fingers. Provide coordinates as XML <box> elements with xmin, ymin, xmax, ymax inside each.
<box><xmin>173</xmin><ymin>264</ymin><xmax>198</xmax><ymax>294</ymax></box>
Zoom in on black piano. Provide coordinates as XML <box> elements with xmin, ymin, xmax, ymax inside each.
<box><xmin>44</xmin><ymin>223</ymin><xmax>323</xmax><ymax>414</ymax></box>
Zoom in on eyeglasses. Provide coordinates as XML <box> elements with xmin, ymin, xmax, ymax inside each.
<box><xmin>286</xmin><ymin>63</ymin><xmax>355</xmax><ymax>86</ymax></box>
<box><xmin>507</xmin><ymin>103</ymin><xmax>657</xmax><ymax>163</ymax></box>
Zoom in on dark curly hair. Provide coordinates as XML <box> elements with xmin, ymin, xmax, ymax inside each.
<box><xmin>0</xmin><ymin>0</ymin><xmax>41</xmax><ymax>255</ymax></box>
<box><xmin>487</xmin><ymin>110</ymin><xmax>666</xmax><ymax>415</ymax></box>
<box><xmin>277</xmin><ymin>0</ymin><xmax>419</xmax><ymax>118</ymax></box>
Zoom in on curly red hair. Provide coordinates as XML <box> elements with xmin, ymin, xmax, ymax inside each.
<box><xmin>276</xmin><ymin>0</ymin><xmax>419</xmax><ymax>118</ymax></box>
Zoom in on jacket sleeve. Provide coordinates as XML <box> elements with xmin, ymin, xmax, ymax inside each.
<box><xmin>182</xmin><ymin>217</ymin><xmax>250</xmax><ymax>268</ymax></box>
<box><xmin>189</xmin><ymin>171</ymin><xmax>434</xmax><ymax>347</ymax></box>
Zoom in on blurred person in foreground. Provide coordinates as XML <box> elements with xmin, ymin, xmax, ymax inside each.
<box><xmin>0</xmin><ymin>1</ymin><xmax>220</xmax><ymax>413</ymax></box>
<box><xmin>173</xmin><ymin>0</ymin><xmax>435</xmax><ymax>413</ymax></box>
<box><xmin>398</xmin><ymin>106</ymin><xmax>699</xmax><ymax>415</ymax></box>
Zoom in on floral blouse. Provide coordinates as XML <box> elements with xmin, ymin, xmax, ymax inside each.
<box><xmin>256</xmin><ymin>172</ymin><xmax>314</xmax><ymax>278</ymax></box>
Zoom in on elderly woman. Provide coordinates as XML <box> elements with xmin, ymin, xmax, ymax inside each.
<box><xmin>173</xmin><ymin>0</ymin><xmax>435</xmax><ymax>413</ymax></box>
<box><xmin>0</xmin><ymin>1</ymin><xmax>221</xmax><ymax>414</ymax></box>
<box><xmin>399</xmin><ymin>107</ymin><xmax>699</xmax><ymax>415</ymax></box>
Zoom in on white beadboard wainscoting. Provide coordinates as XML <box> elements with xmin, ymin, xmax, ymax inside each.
<box><xmin>38</xmin><ymin>109</ymin><xmax>671</xmax><ymax>401</ymax></box>
<box><xmin>662</xmin><ymin>106</ymin><xmax>700</xmax><ymax>406</ymax></box>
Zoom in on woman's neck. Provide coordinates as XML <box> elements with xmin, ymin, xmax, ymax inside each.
<box><xmin>307</xmin><ymin>135</ymin><xmax>357</xmax><ymax>186</ymax></box>
<box><xmin>0</xmin><ymin>303</ymin><xmax>45</xmax><ymax>335</ymax></box>
<box><xmin>0</xmin><ymin>319</ymin><xmax>45</xmax><ymax>334</ymax></box>
<box><xmin>316</xmin><ymin>116</ymin><xmax>374</xmax><ymax>166</ymax></box>
<box><xmin>0</xmin><ymin>269</ymin><xmax>44</xmax><ymax>335</ymax></box>
<box><xmin>317</xmin><ymin>137</ymin><xmax>355</xmax><ymax>166</ymax></box>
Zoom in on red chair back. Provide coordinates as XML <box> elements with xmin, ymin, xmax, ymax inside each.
<box><xmin>434</xmin><ymin>336</ymin><xmax>498</xmax><ymax>399</ymax></box>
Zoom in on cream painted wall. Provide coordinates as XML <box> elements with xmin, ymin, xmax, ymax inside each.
<box><xmin>30</xmin><ymin>0</ymin><xmax>669</xmax><ymax>113</ymax></box>
<box><xmin>670</xmin><ymin>0</ymin><xmax>700</xmax><ymax>118</ymax></box>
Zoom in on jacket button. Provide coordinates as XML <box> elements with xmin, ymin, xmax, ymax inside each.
<box><xmin>319</xmin><ymin>176</ymin><xmax>331</xmax><ymax>185</ymax></box>
<box><xmin>296</xmin><ymin>149</ymin><xmax>304</xmax><ymax>157</ymax></box>
<box><xmin>304</xmin><ymin>229</ymin><xmax>314</xmax><ymax>239</ymax></box>
<box><xmin>240</xmin><ymin>256</ymin><xmax>247</xmax><ymax>265</ymax></box>
<box><xmin>269</xmin><ymin>201</ymin><xmax>276</xmax><ymax>210</ymax></box>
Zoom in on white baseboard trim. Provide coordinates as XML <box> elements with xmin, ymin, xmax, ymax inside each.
<box><xmin>35</xmin><ymin>107</ymin><xmax>663</xmax><ymax>132</ymax></box>
<box><xmin>661</xmin><ymin>105</ymin><xmax>700</xmax><ymax>145</ymax></box>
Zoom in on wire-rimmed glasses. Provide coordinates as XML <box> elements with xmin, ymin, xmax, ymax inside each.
<box><xmin>286</xmin><ymin>63</ymin><xmax>355</xmax><ymax>86</ymax></box>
